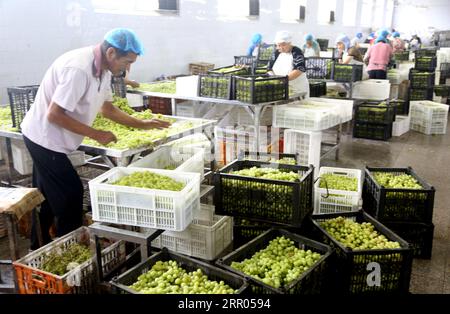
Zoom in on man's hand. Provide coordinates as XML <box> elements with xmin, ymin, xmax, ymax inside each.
<box><xmin>91</xmin><ymin>130</ymin><xmax>117</xmax><ymax>145</ymax></box>
<box><xmin>141</xmin><ymin>119</ymin><xmax>172</xmax><ymax>130</ymax></box>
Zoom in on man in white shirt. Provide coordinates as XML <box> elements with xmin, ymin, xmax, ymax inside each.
<box><xmin>21</xmin><ymin>28</ymin><xmax>170</xmax><ymax>249</ymax></box>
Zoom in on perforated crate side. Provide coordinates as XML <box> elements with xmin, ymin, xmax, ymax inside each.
<box><xmin>414</xmin><ymin>57</ymin><xmax>437</xmax><ymax>71</ymax></box>
<box><xmin>353</xmin><ymin>121</ymin><xmax>393</xmax><ymax>141</ymax></box>
<box><xmin>198</xmin><ymin>74</ymin><xmax>233</xmax><ymax>100</ymax></box>
<box><xmin>362</xmin><ymin>167</ymin><xmax>435</xmax><ymax>222</ymax></box>
<box><xmin>214</xmin><ymin>160</ymin><xmax>314</xmax><ymax>226</ymax></box>
<box><xmin>110</xmin><ymin>248</ymin><xmax>249</xmax><ymax>294</ymax></box>
<box><xmin>355</xmin><ymin>102</ymin><xmax>396</xmax><ymax>124</ymax></box>
<box><xmin>331</xmin><ymin>63</ymin><xmax>363</xmax><ymax>82</ymax></box>
<box><xmin>409</xmin><ymin>88</ymin><xmax>434</xmax><ymax>101</ymax></box>
<box><xmin>383</xmin><ymin>221</ymin><xmax>434</xmax><ymax>259</ymax></box>
<box><xmin>305</xmin><ymin>58</ymin><xmax>333</xmax><ymax>80</ymax></box>
<box><xmin>311</xmin><ymin>211</ymin><xmax>413</xmax><ymax>295</ymax></box>
<box><xmin>216</xmin><ymin>228</ymin><xmax>333</xmax><ymax>294</ymax></box>
<box><xmin>233</xmin><ymin>75</ymin><xmax>289</xmax><ymax>104</ymax></box>
<box><xmin>7</xmin><ymin>85</ymin><xmax>39</xmax><ymax>129</ymax></box>
<box><xmin>409</xmin><ymin>69</ymin><xmax>435</xmax><ymax>89</ymax></box>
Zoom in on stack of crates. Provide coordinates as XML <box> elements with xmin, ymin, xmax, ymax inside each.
<box><xmin>362</xmin><ymin>167</ymin><xmax>436</xmax><ymax>258</ymax></box>
<box><xmin>409</xmin><ymin>100</ymin><xmax>448</xmax><ymax>135</ymax></box>
<box><xmin>189</xmin><ymin>62</ymin><xmax>215</xmax><ymax>75</ymax></box>
<box><xmin>409</xmin><ymin>49</ymin><xmax>437</xmax><ymax>101</ymax></box>
<box><xmin>353</xmin><ymin>100</ymin><xmax>396</xmax><ymax>141</ymax></box>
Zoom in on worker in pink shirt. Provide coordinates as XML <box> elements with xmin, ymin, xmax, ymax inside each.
<box><xmin>364</xmin><ymin>36</ymin><xmax>393</xmax><ymax>79</ymax></box>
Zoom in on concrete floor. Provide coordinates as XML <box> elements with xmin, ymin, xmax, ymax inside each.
<box><xmin>1</xmin><ymin>122</ymin><xmax>449</xmax><ymax>293</ymax></box>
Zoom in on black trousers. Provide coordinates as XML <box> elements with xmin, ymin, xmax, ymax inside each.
<box><xmin>368</xmin><ymin>70</ymin><xmax>387</xmax><ymax>79</ymax></box>
<box><xmin>23</xmin><ymin>136</ymin><xmax>83</xmax><ymax>250</ymax></box>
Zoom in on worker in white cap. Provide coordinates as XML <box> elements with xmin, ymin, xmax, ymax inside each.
<box><xmin>269</xmin><ymin>30</ymin><xmax>309</xmax><ymax>97</ymax></box>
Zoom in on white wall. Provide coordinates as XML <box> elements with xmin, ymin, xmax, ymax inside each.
<box><xmin>0</xmin><ymin>0</ymin><xmax>373</xmax><ymax>103</ymax></box>
<box><xmin>392</xmin><ymin>0</ymin><xmax>450</xmax><ymax>45</ymax></box>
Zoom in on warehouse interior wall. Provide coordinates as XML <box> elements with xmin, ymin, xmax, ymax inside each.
<box><xmin>392</xmin><ymin>0</ymin><xmax>450</xmax><ymax>45</ymax></box>
<box><xmin>0</xmin><ymin>0</ymin><xmax>381</xmax><ymax>103</ymax></box>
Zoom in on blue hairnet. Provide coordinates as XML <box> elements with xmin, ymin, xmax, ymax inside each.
<box><xmin>104</xmin><ymin>28</ymin><xmax>144</xmax><ymax>55</ymax></box>
<box><xmin>356</xmin><ymin>32</ymin><xmax>363</xmax><ymax>39</ymax></box>
<box><xmin>375</xmin><ymin>36</ymin><xmax>388</xmax><ymax>44</ymax></box>
<box><xmin>392</xmin><ymin>32</ymin><xmax>400</xmax><ymax>38</ymax></box>
<box><xmin>305</xmin><ymin>33</ymin><xmax>314</xmax><ymax>41</ymax></box>
<box><xmin>377</xmin><ymin>28</ymin><xmax>390</xmax><ymax>38</ymax></box>
<box><xmin>251</xmin><ymin>33</ymin><xmax>262</xmax><ymax>45</ymax></box>
<box><xmin>336</xmin><ymin>34</ymin><xmax>350</xmax><ymax>50</ymax></box>
<box><xmin>369</xmin><ymin>32</ymin><xmax>375</xmax><ymax>38</ymax></box>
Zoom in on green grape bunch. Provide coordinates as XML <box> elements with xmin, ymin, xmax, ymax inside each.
<box><xmin>112</xmin><ymin>171</ymin><xmax>185</xmax><ymax>191</ymax></box>
<box><xmin>320</xmin><ymin>216</ymin><xmax>401</xmax><ymax>250</ymax></box>
<box><xmin>129</xmin><ymin>260</ymin><xmax>237</xmax><ymax>294</ymax></box>
<box><xmin>40</xmin><ymin>243</ymin><xmax>92</xmax><ymax>276</ymax></box>
<box><xmin>373</xmin><ymin>172</ymin><xmax>423</xmax><ymax>189</ymax></box>
<box><xmin>231</xmin><ymin>167</ymin><xmax>299</xmax><ymax>182</ymax></box>
<box><xmin>230</xmin><ymin>236</ymin><xmax>322</xmax><ymax>289</ymax></box>
<box><xmin>318</xmin><ymin>173</ymin><xmax>358</xmax><ymax>191</ymax></box>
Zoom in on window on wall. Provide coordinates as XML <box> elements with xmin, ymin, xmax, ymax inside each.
<box><xmin>373</xmin><ymin>0</ymin><xmax>385</xmax><ymax>28</ymax></box>
<box><xmin>91</xmin><ymin>0</ymin><xmax>178</xmax><ymax>15</ymax></box>
<box><xmin>280</xmin><ymin>0</ymin><xmax>307</xmax><ymax>23</ymax></box>
<box><xmin>360</xmin><ymin>0</ymin><xmax>374</xmax><ymax>27</ymax></box>
<box><xmin>343</xmin><ymin>0</ymin><xmax>358</xmax><ymax>27</ymax></box>
<box><xmin>384</xmin><ymin>0</ymin><xmax>394</xmax><ymax>28</ymax></box>
<box><xmin>217</xmin><ymin>0</ymin><xmax>257</xmax><ymax>19</ymax></box>
<box><xmin>249</xmin><ymin>0</ymin><xmax>260</xmax><ymax>16</ymax></box>
<box><xmin>317</xmin><ymin>0</ymin><xmax>336</xmax><ymax>25</ymax></box>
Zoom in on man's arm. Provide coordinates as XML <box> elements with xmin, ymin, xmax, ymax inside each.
<box><xmin>47</xmin><ymin>102</ymin><xmax>117</xmax><ymax>145</ymax></box>
<box><xmin>101</xmin><ymin>101</ymin><xmax>171</xmax><ymax>129</ymax></box>
<box><xmin>288</xmin><ymin>69</ymin><xmax>302</xmax><ymax>81</ymax></box>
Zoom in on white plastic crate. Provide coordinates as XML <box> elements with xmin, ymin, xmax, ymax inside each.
<box><xmin>392</xmin><ymin>115</ymin><xmax>411</xmax><ymax>136</ymax></box>
<box><xmin>273</xmin><ymin>101</ymin><xmax>341</xmax><ymax>131</ymax></box>
<box><xmin>164</xmin><ymin>133</ymin><xmax>212</xmax><ymax>167</ymax></box>
<box><xmin>129</xmin><ymin>146</ymin><xmax>205</xmax><ymax>180</ymax></box>
<box><xmin>147</xmin><ymin>204</ymin><xmax>233</xmax><ymax>260</ymax></box>
<box><xmin>175</xmin><ymin>75</ymin><xmax>199</xmax><ymax>97</ymax></box>
<box><xmin>89</xmin><ymin>167</ymin><xmax>201</xmax><ymax>231</ymax></box>
<box><xmin>231</xmin><ymin>106</ymin><xmax>273</xmax><ymax>126</ymax></box>
<box><xmin>352</xmin><ymin>79</ymin><xmax>391</xmax><ymax>100</ymax></box>
<box><xmin>314</xmin><ymin>167</ymin><xmax>362</xmax><ymax>214</ymax></box>
<box><xmin>283</xmin><ymin>129</ymin><xmax>321</xmax><ymax>173</ymax></box>
<box><xmin>409</xmin><ymin>101</ymin><xmax>449</xmax><ymax>135</ymax></box>
<box><xmin>126</xmin><ymin>93</ymin><xmax>145</xmax><ymax>108</ymax></box>
<box><xmin>309</xmin><ymin>97</ymin><xmax>354</xmax><ymax>122</ymax></box>
<box><xmin>175</xmin><ymin>101</ymin><xmax>213</xmax><ymax>118</ymax></box>
<box><xmin>11</xmin><ymin>140</ymin><xmax>85</xmax><ymax>175</ymax></box>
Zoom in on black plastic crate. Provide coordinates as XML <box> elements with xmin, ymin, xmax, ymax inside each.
<box><xmin>310</xmin><ymin>211</ymin><xmax>413</xmax><ymax>295</ymax></box>
<box><xmin>409</xmin><ymin>88</ymin><xmax>434</xmax><ymax>101</ymax></box>
<box><xmin>111</xmin><ymin>76</ymin><xmax>127</xmax><ymax>98</ymax></box>
<box><xmin>316</xmin><ymin>39</ymin><xmax>329</xmax><ymax>51</ymax></box>
<box><xmin>305</xmin><ymin>57</ymin><xmax>333</xmax><ymax>79</ymax></box>
<box><xmin>238</xmin><ymin>151</ymin><xmax>299</xmax><ymax>164</ymax></box>
<box><xmin>355</xmin><ymin>101</ymin><xmax>396</xmax><ymax>124</ymax></box>
<box><xmin>331</xmin><ymin>63</ymin><xmax>363</xmax><ymax>82</ymax></box>
<box><xmin>434</xmin><ymin>85</ymin><xmax>450</xmax><ymax>96</ymax></box>
<box><xmin>414</xmin><ymin>56</ymin><xmax>437</xmax><ymax>71</ymax></box>
<box><xmin>198</xmin><ymin>74</ymin><xmax>233</xmax><ymax>100</ymax></box>
<box><xmin>393</xmin><ymin>51</ymin><xmax>410</xmax><ymax>62</ymax></box>
<box><xmin>214</xmin><ymin>160</ymin><xmax>314</xmax><ymax>226</ymax></box>
<box><xmin>353</xmin><ymin>121</ymin><xmax>393</xmax><ymax>141</ymax></box>
<box><xmin>383</xmin><ymin>222</ymin><xmax>434</xmax><ymax>259</ymax></box>
<box><xmin>208</xmin><ymin>65</ymin><xmax>249</xmax><ymax>76</ymax></box>
<box><xmin>233</xmin><ymin>75</ymin><xmax>289</xmax><ymax>104</ymax></box>
<box><xmin>232</xmin><ymin>217</ymin><xmax>302</xmax><ymax>249</ymax></box>
<box><xmin>7</xmin><ymin>85</ymin><xmax>40</xmax><ymax>129</ymax></box>
<box><xmin>216</xmin><ymin>229</ymin><xmax>333</xmax><ymax>294</ymax></box>
<box><xmin>440</xmin><ymin>62</ymin><xmax>450</xmax><ymax>79</ymax></box>
<box><xmin>362</xmin><ymin>167</ymin><xmax>435</xmax><ymax>223</ymax></box>
<box><xmin>389</xmin><ymin>99</ymin><xmax>409</xmax><ymax>115</ymax></box>
<box><xmin>414</xmin><ymin>48</ymin><xmax>437</xmax><ymax>58</ymax></box>
<box><xmin>257</xmin><ymin>44</ymin><xmax>275</xmax><ymax>61</ymax></box>
<box><xmin>309</xmin><ymin>80</ymin><xmax>327</xmax><ymax>97</ymax></box>
<box><xmin>110</xmin><ymin>248</ymin><xmax>249</xmax><ymax>294</ymax></box>
<box><xmin>409</xmin><ymin>69</ymin><xmax>435</xmax><ymax>89</ymax></box>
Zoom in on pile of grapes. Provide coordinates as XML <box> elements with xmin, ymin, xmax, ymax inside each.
<box><xmin>373</xmin><ymin>172</ymin><xmax>422</xmax><ymax>189</ymax></box>
<box><xmin>230</xmin><ymin>167</ymin><xmax>299</xmax><ymax>182</ymax></box>
<box><xmin>318</xmin><ymin>173</ymin><xmax>358</xmax><ymax>191</ymax></box>
<box><xmin>0</xmin><ymin>106</ymin><xmax>17</xmax><ymax>132</ymax></box>
<box><xmin>131</xmin><ymin>81</ymin><xmax>176</xmax><ymax>94</ymax></box>
<box><xmin>82</xmin><ymin>97</ymin><xmax>196</xmax><ymax>150</ymax></box>
<box><xmin>230</xmin><ymin>236</ymin><xmax>322</xmax><ymax>289</ymax></box>
<box><xmin>320</xmin><ymin>216</ymin><xmax>401</xmax><ymax>250</ymax></box>
<box><xmin>129</xmin><ymin>260</ymin><xmax>237</xmax><ymax>294</ymax></box>
<box><xmin>112</xmin><ymin>171</ymin><xmax>185</xmax><ymax>191</ymax></box>
<box><xmin>40</xmin><ymin>243</ymin><xmax>92</xmax><ymax>275</ymax></box>
<box><xmin>235</xmin><ymin>77</ymin><xmax>286</xmax><ymax>103</ymax></box>
<box><xmin>209</xmin><ymin>66</ymin><xmax>248</xmax><ymax>75</ymax></box>
<box><xmin>200</xmin><ymin>76</ymin><xmax>231</xmax><ymax>99</ymax></box>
